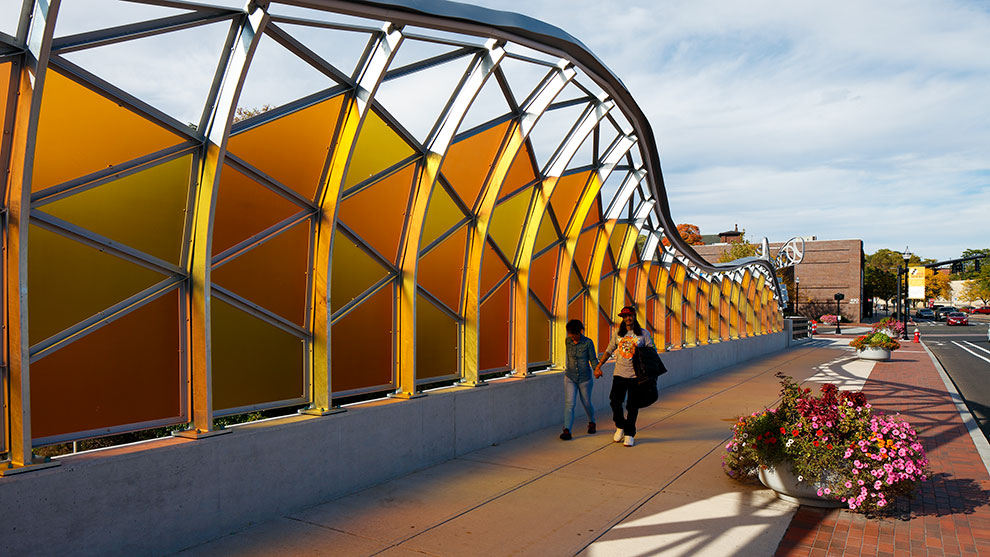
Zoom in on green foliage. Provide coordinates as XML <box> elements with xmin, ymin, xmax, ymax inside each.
<box><xmin>850</xmin><ymin>332</ymin><xmax>901</xmax><ymax>351</ymax></box>
<box><xmin>864</xmin><ymin>265</ymin><xmax>897</xmax><ymax>303</ymax></box>
<box><xmin>717</xmin><ymin>238</ymin><xmax>759</xmax><ymax>263</ymax></box>
<box><xmin>958</xmin><ymin>249</ymin><xmax>990</xmax><ymax>280</ymax></box>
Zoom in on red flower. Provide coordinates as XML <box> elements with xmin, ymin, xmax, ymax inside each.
<box><xmin>780</xmin><ymin>427</ymin><xmax>786</xmax><ymax>433</ymax></box>
<box><xmin>792</xmin><ymin>430</ymin><xmax>799</xmax><ymax>436</ymax></box>
<box><xmin>827</xmin><ymin>444</ymin><xmax>833</xmax><ymax>450</ymax></box>
<box><xmin>813</xmin><ymin>441</ymin><xmax>819</xmax><ymax>447</ymax></box>
<box><xmin>816</xmin><ymin>430</ymin><xmax>824</xmax><ymax>437</ymax></box>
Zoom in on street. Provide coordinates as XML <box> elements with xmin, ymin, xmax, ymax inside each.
<box><xmin>920</xmin><ymin>314</ymin><xmax>990</xmax><ymax>440</ymax></box>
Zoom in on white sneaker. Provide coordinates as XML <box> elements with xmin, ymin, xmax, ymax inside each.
<box><xmin>613</xmin><ymin>428</ymin><xmax>624</xmax><ymax>443</ymax></box>
<box><xmin>623</xmin><ymin>435</ymin><xmax>635</xmax><ymax>447</ymax></box>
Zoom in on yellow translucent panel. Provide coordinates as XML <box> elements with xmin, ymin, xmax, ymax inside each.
<box><xmin>211</xmin><ymin>299</ymin><xmax>304</xmax><ymax>411</ymax></box>
<box><xmin>550</xmin><ymin>171</ymin><xmax>591</xmax><ymax>230</ymax></box>
<box><xmin>344</xmin><ymin>108</ymin><xmax>415</xmax><ymax>189</ymax></box>
<box><xmin>480</xmin><ymin>240</ymin><xmax>510</xmax><ymax>298</ymax></box>
<box><xmin>419</xmin><ymin>224</ymin><xmax>466</xmax><ymax>312</ymax></box>
<box><xmin>527</xmin><ymin>296</ymin><xmax>550</xmax><ymax>364</ymax></box>
<box><xmin>609</xmin><ymin>224</ymin><xmax>630</xmax><ymax>260</ymax></box>
<box><xmin>31</xmin><ymin>290</ymin><xmax>182</xmax><ymax>441</ymax></box>
<box><xmin>529</xmin><ymin>246</ymin><xmax>558</xmax><ymax>310</ymax></box>
<box><xmin>421</xmin><ymin>183</ymin><xmax>465</xmax><ymax>248</ymax></box>
<box><xmin>338</xmin><ymin>162</ymin><xmax>415</xmax><ymax>264</ymax></box>
<box><xmin>498</xmin><ymin>142</ymin><xmax>538</xmax><ymax>201</ymax></box>
<box><xmin>599</xmin><ymin>275</ymin><xmax>614</xmax><ymax>317</ymax></box>
<box><xmin>598</xmin><ymin>312</ymin><xmax>611</xmax><ymax>358</ymax></box>
<box><xmin>416</xmin><ymin>294</ymin><xmax>458</xmax><ymax>380</ymax></box>
<box><xmin>228</xmin><ymin>95</ymin><xmax>344</xmax><ymax>201</ymax></box>
<box><xmin>479</xmin><ymin>281</ymin><xmax>510</xmax><ymax>370</ymax></box>
<box><xmin>32</xmin><ymin>70</ymin><xmax>183</xmax><ymax>192</ymax></box>
<box><xmin>533</xmin><ymin>211</ymin><xmax>558</xmax><ymax>254</ymax></box>
<box><xmin>28</xmin><ymin>225</ymin><xmax>166</xmax><ymax>345</ymax></box>
<box><xmin>489</xmin><ymin>187</ymin><xmax>532</xmax><ymax>258</ymax></box>
<box><xmin>330</xmin><ymin>233</ymin><xmax>390</xmax><ymax>314</ymax></box>
<box><xmin>443</xmin><ymin>121</ymin><xmax>510</xmax><ymax>209</ymax></box>
<box><xmin>684</xmin><ymin>277</ymin><xmax>697</xmax><ymax>346</ymax></box>
<box><xmin>212</xmin><ymin>221</ymin><xmax>310</xmax><ymax>325</ymax></box>
<box><xmin>40</xmin><ymin>155</ymin><xmax>191</xmax><ymax>264</ymax></box>
<box><xmin>213</xmin><ymin>164</ymin><xmax>303</xmax><ymax>256</ymax></box>
<box><xmin>332</xmin><ymin>286</ymin><xmax>393</xmax><ymax>392</ymax></box>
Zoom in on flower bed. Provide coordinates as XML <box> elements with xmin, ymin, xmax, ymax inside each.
<box><xmin>722</xmin><ymin>374</ymin><xmax>929</xmax><ymax>513</ymax></box>
<box><xmin>850</xmin><ymin>332</ymin><xmax>901</xmax><ymax>352</ymax></box>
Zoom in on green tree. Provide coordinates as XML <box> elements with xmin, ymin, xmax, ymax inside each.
<box><xmin>958</xmin><ymin>248</ymin><xmax>990</xmax><ymax>279</ymax></box>
<box><xmin>717</xmin><ymin>239</ymin><xmax>759</xmax><ymax>263</ymax></box>
<box><xmin>864</xmin><ymin>265</ymin><xmax>897</xmax><ymax>303</ymax></box>
<box><xmin>925</xmin><ymin>268</ymin><xmax>952</xmax><ymax>301</ymax></box>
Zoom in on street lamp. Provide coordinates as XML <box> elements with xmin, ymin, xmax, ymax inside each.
<box><xmin>901</xmin><ymin>249</ymin><xmax>912</xmax><ymax>339</ymax></box>
<box><xmin>834</xmin><ymin>293</ymin><xmax>844</xmax><ymax>334</ymax></box>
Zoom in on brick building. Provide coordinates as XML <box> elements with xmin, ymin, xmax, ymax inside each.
<box><xmin>693</xmin><ymin>238</ymin><xmax>865</xmax><ymax>322</ymax></box>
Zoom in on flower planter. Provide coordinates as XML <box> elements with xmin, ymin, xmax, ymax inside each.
<box><xmin>856</xmin><ymin>347</ymin><xmax>891</xmax><ymax>361</ymax></box>
<box><xmin>758</xmin><ymin>465</ymin><xmax>843</xmax><ymax>507</ymax></box>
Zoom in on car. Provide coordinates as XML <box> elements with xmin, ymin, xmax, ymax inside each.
<box><xmin>937</xmin><ymin>307</ymin><xmax>957</xmax><ymax>321</ymax></box>
<box><xmin>946</xmin><ymin>312</ymin><xmax>969</xmax><ymax>326</ymax></box>
<box><xmin>960</xmin><ymin>307</ymin><xmax>975</xmax><ymax>314</ymax></box>
<box><xmin>915</xmin><ymin>308</ymin><xmax>935</xmax><ymax>319</ymax></box>
<box><xmin>975</xmin><ymin>307</ymin><xmax>990</xmax><ymax>315</ymax></box>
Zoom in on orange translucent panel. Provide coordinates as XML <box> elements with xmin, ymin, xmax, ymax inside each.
<box><xmin>567</xmin><ymin>295</ymin><xmax>584</xmax><ymax>323</ymax></box>
<box><xmin>573</xmin><ymin>228</ymin><xmax>596</xmax><ymax>278</ymax></box>
<box><xmin>498</xmin><ymin>142</ymin><xmax>537</xmax><ymax>201</ymax></box>
<box><xmin>443</xmin><ymin>121</ymin><xmax>509</xmax><ymax>209</ymax></box>
<box><xmin>331</xmin><ymin>286</ymin><xmax>393</xmax><ymax>392</ymax></box>
<box><xmin>228</xmin><ymin>95</ymin><xmax>344</xmax><ymax>201</ymax></box>
<box><xmin>568</xmin><ymin>266</ymin><xmax>583</xmax><ymax>300</ymax></box>
<box><xmin>419</xmin><ymin>224</ymin><xmax>466</xmax><ymax>312</ymax></box>
<box><xmin>550</xmin><ymin>170</ymin><xmax>591</xmax><ymax>230</ymax></box>
<box><xmin>646</xmin><ymin>297</ymin><xmax>657</xmax><ymax>334</ymax></box>
<box><xmin>416</xmin><ymin>294</ymin><xmax>458</xmax><ymax>380</ymax></box>
<box><xmin>30</xmin><ymin>290</ymin><xmax>182</xmax><ymax>441</ymax></box>
<box><xmin>344</xmin><ymin>108</ymin><xmax>415</xmax><ymax>189</ymax></box>
<box><xmin>529</xmin><ymin>246</ymin><xmax>558</xmax><ymax>310</ymax></box>
<box><xmin>582</xmin><ymin>198</ymin><xmax>602</xmax><ymax>229</ymax></box>
<box><xmin>626</xmin><ymin>267</ymin><xmax>639</xmax><ymax>299</ymax></box>
<box><xmin>479</xmin><ymin>281</ymin><xmax>510</xmax><ymax>370</ymax></box>
<box><xmin>533</xmin><ymin>211</ymin><xmax>558</xmax><ymax>254</ymax></box>
<box><xmin>213</xmin><ymin>165</ymin><xmax>304</xmax><ymax>257</ymax></box>
<box><xmin>212</xmin><ymin>220</ymin><xmax>310</xmax><ymax>325</ymax></box>
<box><xmin>40</xmin><ymin>155</ymin><xmax>191</xmax><ymax>264</ymax></box>
<box><xmin>601</xmin><ymin>247</ymin><xmax>615</xmax><ymax>276</ymax></box>
<box><xmin>0</xmin><ymin>62</ymin><xmax>9</xmax><ymax>136</ymax></box>
<box><xmin>32</xmin><ymin>70</ymin><xmax>183</xmax><ymax>192</ymax></box>
<box><xmin>480</xmin><ymin>239</ymin><xmax>510</xmax><ymax>298</ymax></box>
<box><xmin>338</xmin><ymin>162</ymin><xmax>415</xmax><ymax>263</ymax></box>
<box><xmin>489</xmin><ymin>187</ymin><xmax>531</xmax><ymax>259</ymax></box>
<box><xmin>683</xmin><ymin>277</ymin><xmax>697</xmax><ymax>345</ymax></box>
<box><xmin>599</xmin><ymin>275</ymin><xmax>614</xmax><ymax>317</ymax></box>
<box><xmin>330</xmin><ymin>232</ymin><xmax>390</xmax><ymax>314</ymax></box>
<box><xmin>211</xmin><ymin>299</ymin><xmax>304</xmax><ymax>411</ymax></box>
<box><xmin>421</xmin><ymin>182</ymin><xmax>465</xmax><ymax>249</ymax></box>
<box><xmin>528</xmin><ymin>296</ymin><xmax>550</xmax><ymax>364</ymax></box>
<box><xmin>28</xmin><ymin>225</ymin><xmax>166</xmax><ymax>345</ymax></box>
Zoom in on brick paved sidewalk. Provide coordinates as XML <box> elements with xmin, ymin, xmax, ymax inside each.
<box><xmin>777</xmin><ymin>343</ymin><xmax>990</xmax><ymax>556</ymax></box>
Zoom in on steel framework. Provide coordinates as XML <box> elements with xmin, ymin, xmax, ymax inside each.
<box><xmin>0</xmin><ymin>0</ymin><xmax>784</xmax><ymax>471</ymax></box>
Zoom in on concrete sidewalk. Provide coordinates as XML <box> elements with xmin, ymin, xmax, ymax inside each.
<box><xmin>175</xmin><ymin>338</ymin><xmax>990</xmax><ymax>556</ymax></box>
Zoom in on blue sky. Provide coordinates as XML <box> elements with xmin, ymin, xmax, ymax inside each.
<box><xmin>10</xmin><ymin>0</ymin><xmax>987</xmax><ymax>262</ymax></box>
<box><xmin>474</xmin><ymin>0</ymin><xmax>990</xmax><ymax>261</ymax></box>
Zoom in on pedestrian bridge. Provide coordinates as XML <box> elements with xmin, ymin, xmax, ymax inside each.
<box><xmin>1</xmin><ymin>0</ymin><xmax>786</xmax><ymax>552</ymax></box>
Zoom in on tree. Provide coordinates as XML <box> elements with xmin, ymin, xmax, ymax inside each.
<box><xmin>717</xmin><ymin>239</ymin><xmax>759</xmax><ymax>263</ymax></box>
<box><xmin>233</xmin><ymin>104</ymin><xmax>274</xmax><ymax>123</ymax></box>
<box><xmin>957</xmin><ymin>248</ymin><xmax>990</xmax><ymax>279</ymax></box>
<box><xmin>960</xmin><ymin>280</ymin><xmax>990</xmax><ymax>305</ymax></box>
<box><xmin>925</xmin><ymin>268</ymin><xmax>952</xmax><ymax>301</ymax></box>
<box><xmin>864</xmin><ymin>265</ymin><xmax>897</xmax><ymax>303</ymax></box>
<box><xmin>661</xmin><ymin>223</ymin><xmax>704</xmax><ymax>247</ymax></box>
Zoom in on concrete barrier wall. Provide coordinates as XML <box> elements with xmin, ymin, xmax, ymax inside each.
<box><xmin>0</xmin><ymin>330</ymin><xmax>788</xmax><ymax>555</ymax></box>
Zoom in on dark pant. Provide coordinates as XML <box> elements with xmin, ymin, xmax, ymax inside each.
<box><xmin>609</xmin><ymin>376</ymin><xmax>639</xmax><ymax>437</ymax></box>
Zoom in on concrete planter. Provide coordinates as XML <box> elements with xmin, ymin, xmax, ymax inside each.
<box><xmin>758</xmin><ymin>465</ymin><xmax>843</xmax><ymax>508</ymax></box>
<box><xmin>856</xmin><ymin>347</ymin><xmax>892</xmax><ymax>361</ymax></box>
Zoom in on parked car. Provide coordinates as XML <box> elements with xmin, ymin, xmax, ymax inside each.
<box><xmin>946</xmin><ymin>312</ymin><xmax>969</xmax><ymax>326</ymax></box>
<box><xmin>915</xmin><ymin>308</ymin><xmax>935</xmax><ymax>319</ymax></box>
<box><xmin>937</xmin><ymin>307</ymin><xmax>957</xmax><ymax>321</ymax></box>
<box><xmin>960</xmin><ymin>307</ymin><xmax>975</xmax><ymax>314</ymax></box>
<box><xmin>975</xmin><ymin>307</ymin><xmax>990</xmax><ymax>315</ymax></box>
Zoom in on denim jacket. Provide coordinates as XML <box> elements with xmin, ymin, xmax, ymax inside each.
<box><xmin>564</xmin><ymin>335</ymin><xmax>598</xmax><ymax>383</ymax></box>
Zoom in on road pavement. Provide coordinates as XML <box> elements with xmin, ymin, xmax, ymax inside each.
<box><xmin>919</xmin><ymin>314</ymin><xmax>990</xmax><ymax>440</ymax></box>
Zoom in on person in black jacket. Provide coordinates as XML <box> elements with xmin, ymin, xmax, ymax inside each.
<box><xmin>595</xmin><ymin>306</ymin><xmax>655</xmax><ymax>447</ymax></box>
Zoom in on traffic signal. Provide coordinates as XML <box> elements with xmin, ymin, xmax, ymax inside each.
<box><xmin>951</xmin><ymin>262</ymin><xmax>963</xmax><ymax>274</ymax></box>
<box><xmin>977</xmin><ymin>259</ymin><xmax>982</xmax><ymax>273</ymax></box>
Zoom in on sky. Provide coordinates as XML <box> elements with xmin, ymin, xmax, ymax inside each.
<box><xmin>6</xmin><ymin>0</ymin><xmax>987</xmax><ymax>262</ymax></box>
<box><xmin>469</xmin><ymin>0</ymin><xmax>990</xmax><ymax>262</ymax></box>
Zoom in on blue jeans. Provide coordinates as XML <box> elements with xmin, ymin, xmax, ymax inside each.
<box><xmin>564</xmin><ymin>377</ymin><xmax>595</xmax><ymax>431</ymax></box>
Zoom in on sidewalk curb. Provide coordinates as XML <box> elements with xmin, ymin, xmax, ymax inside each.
<box><xmin>920</xmin><ymin>341</ymin><xmax>990</xmax><ymax>476</ymax></box>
